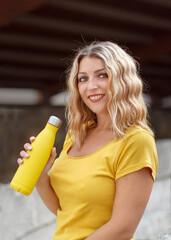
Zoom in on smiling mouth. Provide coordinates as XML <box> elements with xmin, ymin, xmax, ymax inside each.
<box><xmin>88</xmin><ymin>94</ymin><xmax>105</xmax><ymax>102</ymax></box>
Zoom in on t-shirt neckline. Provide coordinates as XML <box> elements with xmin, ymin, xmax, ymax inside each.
<box><xmin>66</xmin><ymin>139</ymin><xmax>116</xmax><ymax>160</ymax></box>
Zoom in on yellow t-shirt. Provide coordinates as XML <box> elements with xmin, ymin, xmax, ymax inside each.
<box><xmin>49</xmin><ymin>126</ymin><xmax>158</xmax><ymax>240</ymax></box>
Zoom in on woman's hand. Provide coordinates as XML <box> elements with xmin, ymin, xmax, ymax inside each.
<box><xmin>17</xmin><ymin>136</ymin><xmax>35</xmax><ymax>165</ymax></box>
<box><xmin>17</xmin><ymin>136</ymin><xmax>60</xmax><ymax>214</ymax></box>
<box><xmin>17</xmin><ymin>136</ymin><xmax>57</xmax><ymax>179</ymax></box>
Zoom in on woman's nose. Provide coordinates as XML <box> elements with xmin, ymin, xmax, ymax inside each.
<box><xmin>87</xmin><ymin>78</ymin><xmax>98</xmax><ymax>90</ymax></box>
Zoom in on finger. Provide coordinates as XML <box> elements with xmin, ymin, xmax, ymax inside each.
<box><xmin>24</xmin><ymin>143</ymin><xmax>32</xmax><ymax>151</ymax></box>
<box><xmin>17</xmin><ymin>158</ymin><xmax>23</xmax><ymax>165</ymax></box>
<box><xmin>20</xmin><ymin>150</ymin><xmax>29</xmax><ymax>158</ymax></box>
<box><xmin>46</xmin><ymin>148</ymin><xmax>57</xmax><ymax>169</ymax></box>
<box><xmin>51</xmin><ymin>147</ymin><xmax>57</xmax><ymax>159</ymax></box>
<box><xmin>30</xmin><ymin>136</ymin><xmax>36</xmax><ymax>143</ymax></box>
<box><xmin>48</xmin><ymin>147</ymin><xmax>57</xmax><ymax>163</ymax></box>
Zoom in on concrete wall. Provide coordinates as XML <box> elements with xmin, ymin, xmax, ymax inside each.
<box><xmin>0</xmin><ymin>139</ymin><xmax>170</xmax><ymax>240</ymax></box>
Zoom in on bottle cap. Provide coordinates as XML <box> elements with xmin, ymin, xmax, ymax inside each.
<box><xmin>48</xmin><ymin>116</ymin><xmax>62</xmax><ymax>128</ymax></box>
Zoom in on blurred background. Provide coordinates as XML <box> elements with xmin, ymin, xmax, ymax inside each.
<box><xmin>0</xmin><ymin>0</ymin><xmax>170</xmax><ymax>239</ymax></box>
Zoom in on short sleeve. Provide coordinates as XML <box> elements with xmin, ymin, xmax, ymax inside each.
<box><xmin>115</xmin><ymin>131</ymin><xmax>158</xmax><ymax>181</ymax></box>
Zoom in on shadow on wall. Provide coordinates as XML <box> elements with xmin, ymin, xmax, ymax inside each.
<box><xmin>149</xmin><ymin>108</ymin><xmax>171</xmax><ymax>139</ymax></box>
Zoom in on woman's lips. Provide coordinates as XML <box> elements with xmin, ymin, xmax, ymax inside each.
<box><xmin>88</xmin><ymin>94</ymin><xmax>105</xmax><ymax>102</ymax></box>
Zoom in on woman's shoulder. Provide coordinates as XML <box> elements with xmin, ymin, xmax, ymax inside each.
<box><xmin>125</xmin><ymin>125</ymin><xmax>154</xmax><ymax>137</ymax></box>
<box><xmin>114</xmin><ymin>125</ymin><xmax>158</xmax><ymax>181</ymax></box>
<box><xmin>123</xmin><ymin>125</ymin><xmax>156</xmax><ymax>148</ymax></box>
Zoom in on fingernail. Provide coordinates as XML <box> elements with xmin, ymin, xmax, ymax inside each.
<box><xmin>25</xmin><ymin>153</ymin><xmax>29</xmax><ymax>158</ymax></box>
<box><xmin>28</xmin><ymin>146</ymin><xmax>32</xmax><ymax>150</ymax></box>
<box><xmin>19</xmin><ymin>159</ymin><xmax>23</xmax><ymax>164</ymax></box>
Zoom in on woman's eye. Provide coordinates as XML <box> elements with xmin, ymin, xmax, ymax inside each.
<box><xmin>78</xmin><ymin>76</ymin><xmax>87</xmax><ymax>82</ymax></box>
<box><xmin>99</xmin><ymin>73</ymin><xmax>108</xmax><ymax>78</ymax></box>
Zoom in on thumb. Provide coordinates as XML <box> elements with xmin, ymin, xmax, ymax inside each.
<box><xmin>50</xmin><ymin>147</ymin><xmax>57</xmax><ymax>161</ymax></box>
<box><xmin>45</xmin><ymin>147</ymin><xmax>57</xmax><ymax>172</ymax></box>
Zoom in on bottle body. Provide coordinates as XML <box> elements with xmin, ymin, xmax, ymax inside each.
<box><xmin>10</xmin><ymin>119</ymin><xmax>60</xmax><ymax>196</ymax></box>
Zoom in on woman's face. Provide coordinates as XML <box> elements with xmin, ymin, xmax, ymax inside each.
<box><xmin>77</xmin><ymin>56</ymin><xmax>109</xmax><ymax>115</ymax></box>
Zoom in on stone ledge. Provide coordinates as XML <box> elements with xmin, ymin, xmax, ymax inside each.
<box><xmin>156</xmin><ymin>139</ymin><xmax>171</xmax><ymax>180</ymax></box>
<box><xmin>134</xmin><ymin>177</ymin><xmax>171</xmax><ymax>240</ymax></box>
<box><xmin>158</xmin><ymin>229</ymin><xmax>171</xmax><ymax>240</ymax></box>
<box><xmin>0</xmin><ymin>184</ymin><xmax>56</xmax><ymax>240</ymax></box>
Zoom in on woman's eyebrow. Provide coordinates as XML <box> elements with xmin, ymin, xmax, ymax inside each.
<box><xmin>94</xmin><ymin>68</ymin><xmax>105</xmax><ymax>73</ymax></box>
<box><xmin>78</xmin><ymin>72</ymin><xmax>86</xmax><ymax>75</ymax></box>
<box><xmin>78</xmin><ymin>68</ymin><xmax>105</xmax><ymax>75</ymax></box>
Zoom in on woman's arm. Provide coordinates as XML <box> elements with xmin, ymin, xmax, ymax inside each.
<box><xmin>85</xmin><ymin>167</ymin><xmax>154</xmax><ymax>240</ymax></box>
<box><xmin>36</xmin><ymin>173</ymin><xmax>60</xmax><ymax>215</ymax></box>
<box><xmin>35</xmin><ymin>144</ymin><xmax>61</xmax><ymax>215</ymax></box>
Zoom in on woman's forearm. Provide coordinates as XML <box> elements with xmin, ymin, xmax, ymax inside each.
<box><xmin>85</xmin><ymin>220</ymin><xmax>132</xmax><ymax>240</ymax></box>
<box><xmin>36</xmin><ymin>174</ymin><xmax>60</xmax><ymax>215</ymax></box>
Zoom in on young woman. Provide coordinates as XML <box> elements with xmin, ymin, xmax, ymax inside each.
<box><xmin>18</xmin><ymin>41</ymin><xmax>158</xmax><ymax>240</ymax></box>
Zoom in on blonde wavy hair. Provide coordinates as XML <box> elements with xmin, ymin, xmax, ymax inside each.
<box><xmin>66</xmin><ymin>41</ymin><xmax>153</xmax><ymax>148</ymax></box>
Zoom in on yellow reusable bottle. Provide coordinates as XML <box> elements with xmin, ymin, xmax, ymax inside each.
<box><xmin>10</xmin><ymin>115</ymin><xmax>62</xmax><ymax>196</ymax></box>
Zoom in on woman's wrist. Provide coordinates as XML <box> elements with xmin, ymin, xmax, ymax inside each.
<box><xmin>36</xmin><ymin>173</ymin><xmax>49</xmax><ymax>186</ymax></box>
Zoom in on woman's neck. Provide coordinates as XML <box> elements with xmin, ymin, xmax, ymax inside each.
<box><xmin>96</xmin><ymin>114</ymin><xmax>113</xmax><ymax>131</ymax></box>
